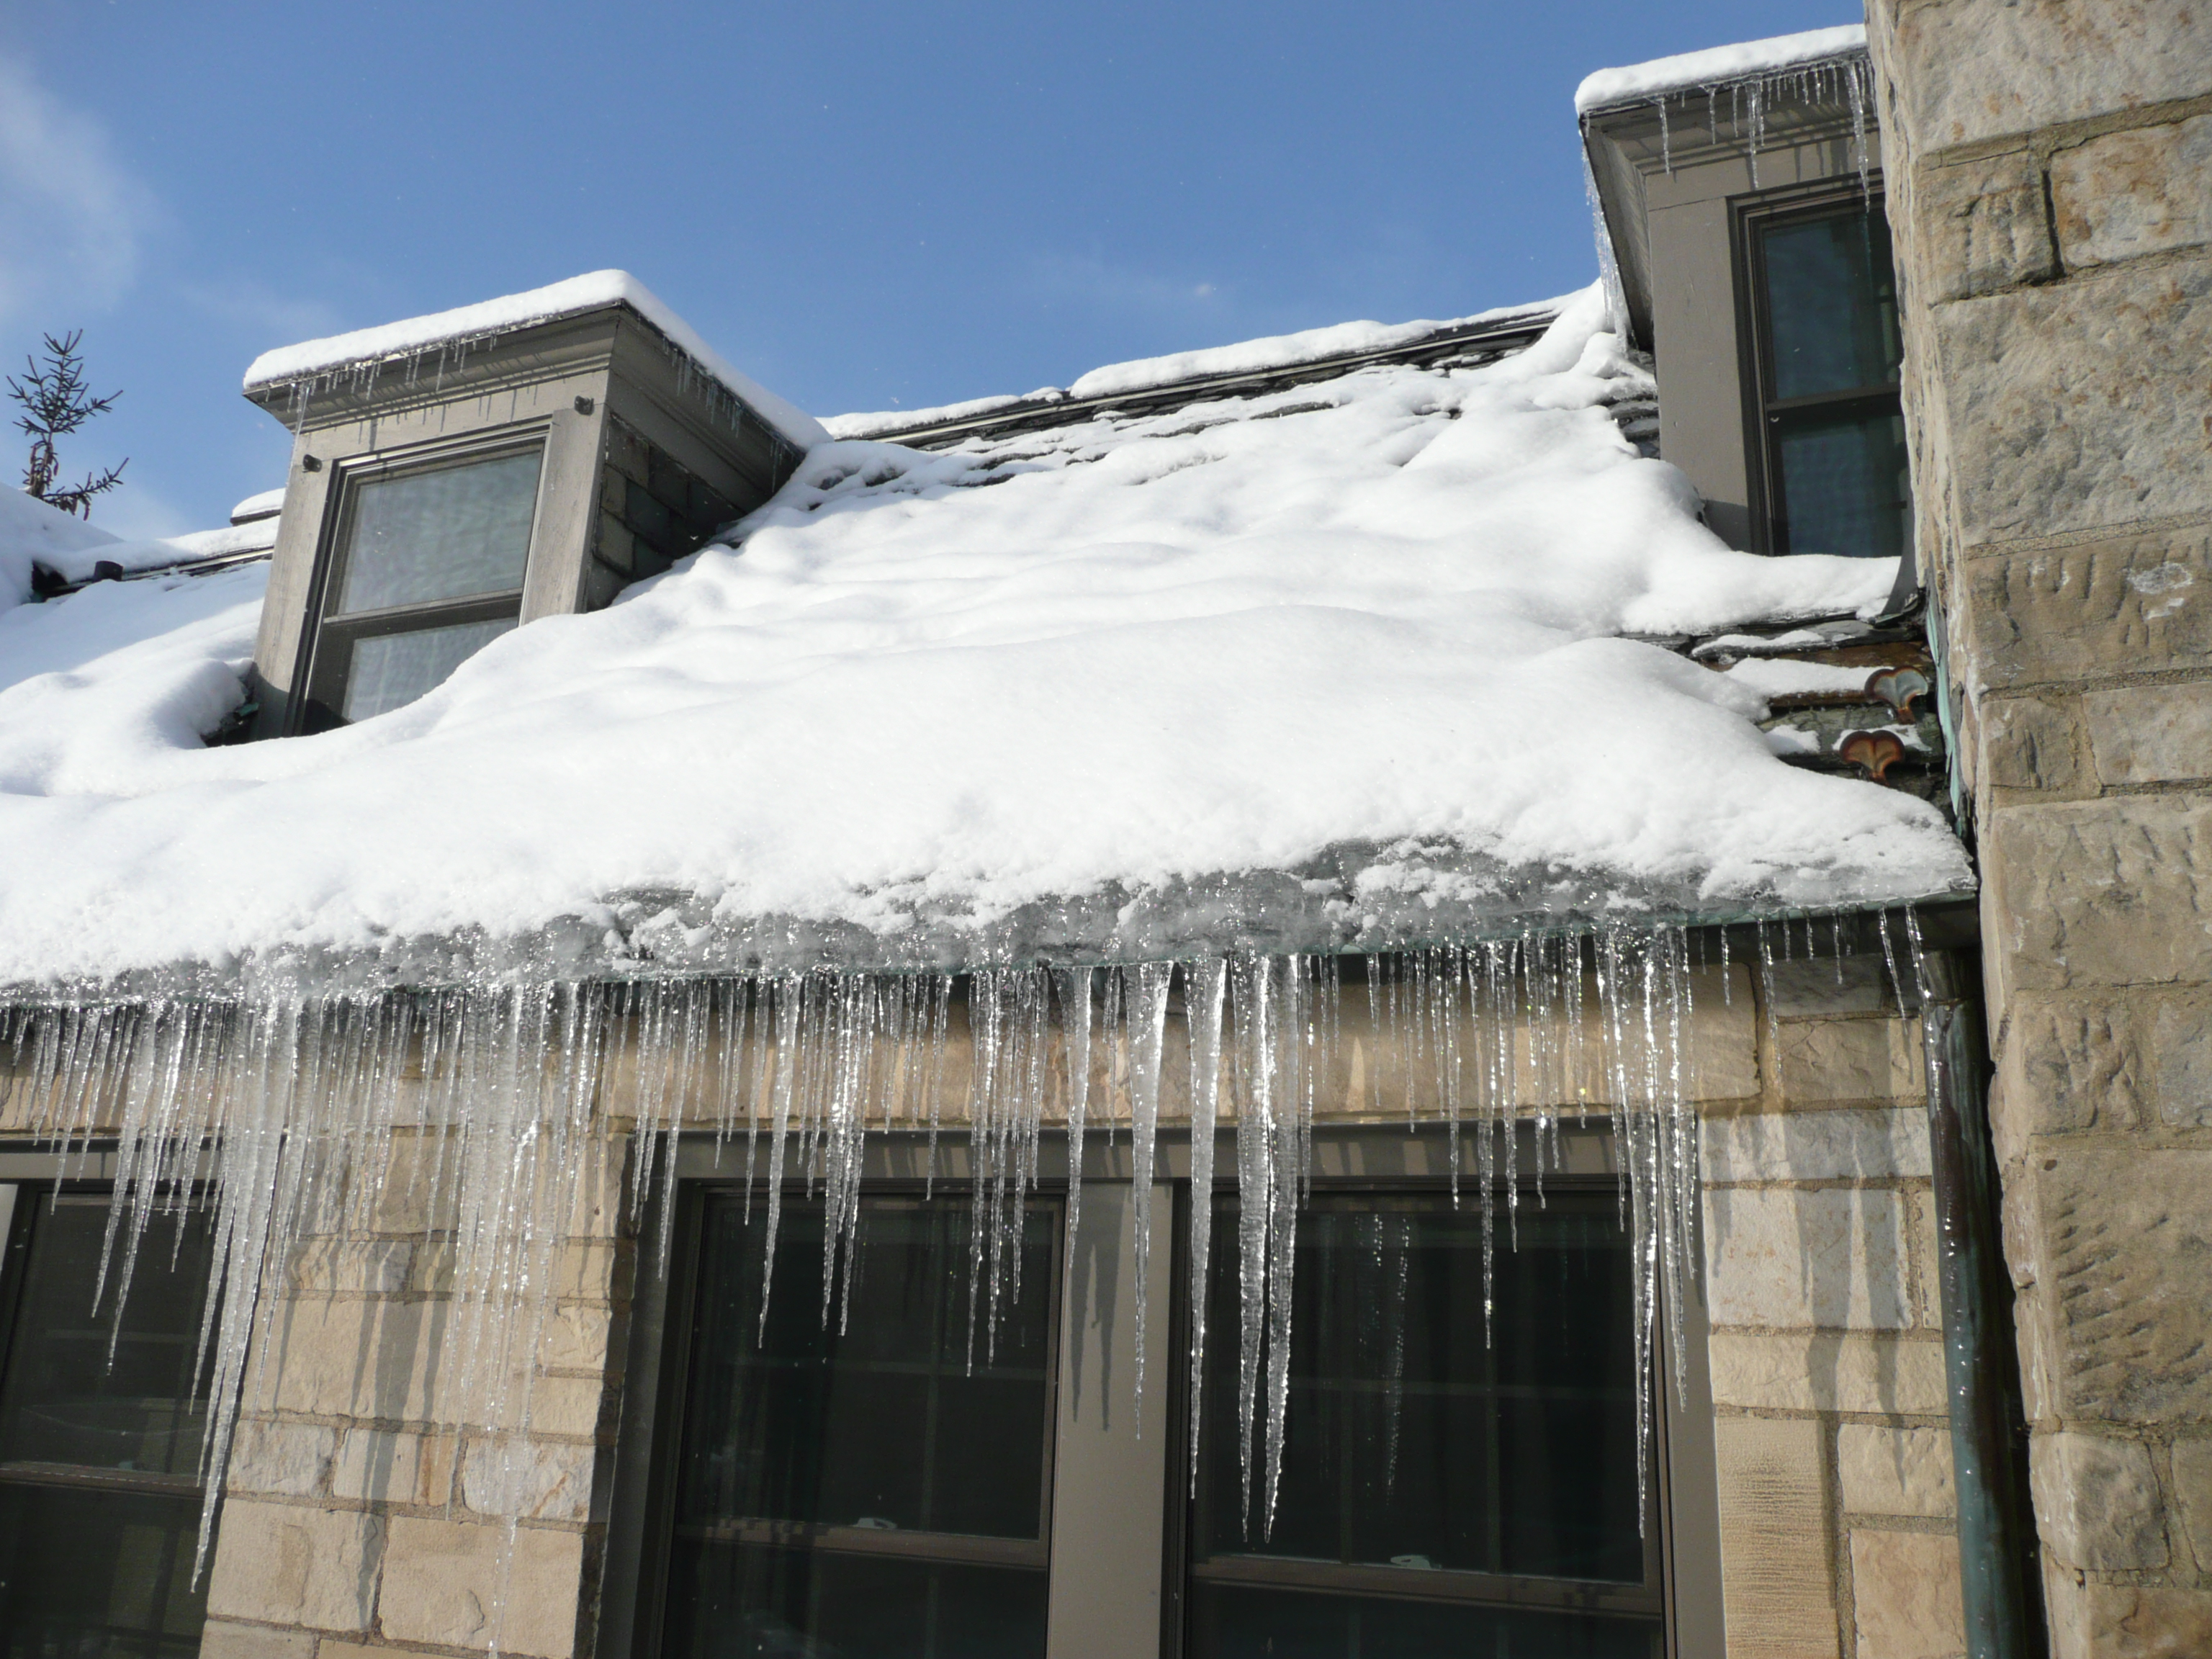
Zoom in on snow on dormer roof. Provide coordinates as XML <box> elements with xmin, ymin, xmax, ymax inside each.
<box><xmin>1575</xmin><ymin>24</ymin><xmax>1867</xmax><ymax>115</ymax></box>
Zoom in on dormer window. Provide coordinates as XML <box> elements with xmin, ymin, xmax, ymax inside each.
<box><xmin>300</xmin><ymin>440</ymin><xmax>543</xmax><ymax>731</ymax></box>
<box><xmin>241</xmin><ymin>273</ymin><xmax>821</xmax><ymax>737</ymax></box>
<box><xmin>1744</xmin><ymin>197</ymin><xmax>1908</xmax><ymax>559</ymax></box>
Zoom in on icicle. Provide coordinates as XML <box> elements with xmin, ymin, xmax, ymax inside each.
<box><xmin>1184</xmin><ymin>958</ymin><xmax>1227</xmax><ymax>1493</ymax></box>
<box><xmin>1123</xmin><ymin>963</ymin><xmax>1173</xmax><ymax>1416</ymax></box>
<box><xmin>1055</xmin><ymin>967</ymin><xmax>1094</xmax><ymax>1261</ymax></box>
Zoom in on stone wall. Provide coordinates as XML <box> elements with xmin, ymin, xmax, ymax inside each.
<box><xmin>1703</xmin><ymin>958</ymin><xmax>1964</xmax><ymax>1658</ymax></box>
<box><xmin>1866</xmin><ymin>1</ymin><xmax>2212</xmax><ymax>1652</ymax></box>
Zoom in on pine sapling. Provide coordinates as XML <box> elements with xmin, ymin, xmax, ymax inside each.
<box><xmin>9</xmin><ymin>330</ymin><xmax>127</xmax><ymax>517</ymax></box>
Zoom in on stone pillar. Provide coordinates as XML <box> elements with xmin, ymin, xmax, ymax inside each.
<box><xmin>1864</xmin><ymin>2</ymin><xmax>2212</xmax><ymax>1650</ymax></box>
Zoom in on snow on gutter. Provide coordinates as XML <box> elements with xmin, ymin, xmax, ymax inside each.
<box><xmin>242</xmin><ymin>270</ymin><xmax>828</xmax><ymax>451</ymax></box>
<box><xmin>1575</xmin><ymin>24</ymin><xmax>1866</xmax><ymax>114</ymax></box>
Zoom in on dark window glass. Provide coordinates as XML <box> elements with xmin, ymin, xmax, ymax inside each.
<box><xmin>1751</xmin><ymin>200</ymin><xmax>1912</xmax><ymax>559</ymax></box>
<box><xmin>657</xmin><ymin>1195</ymin><xmax>1055</xmax><ymax>1659</ymax></box>
<box><xmin>1188</xmin><ymin>1193</ymin><xmax>1660</xmax><ymax>1659</ymax></box>
<box><xmin>0</xmin><ymin>1192</ymin><xmax>215</xmax><ymax>1658</ymax></box>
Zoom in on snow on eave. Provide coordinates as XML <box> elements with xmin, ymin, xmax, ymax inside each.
<box><xmin>825</xmin><ymin>297</ymin><xmax>1570</xmax><ymax>442</ymax></box>
<box><xmin>240</xmin><ymin>271</ymin><xmax>828</xmax><ymax>451</ymax></box>
<box><xmin>1575</xmin><ymin>24</ymin><xmax>1867</xmax><ymax>115</ymax></box>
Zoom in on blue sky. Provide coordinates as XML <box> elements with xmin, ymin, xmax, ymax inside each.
<box><xmin>0</xmin><ymin>1</ymin><xmax>1856</xmax><ymax>536</ymax></box>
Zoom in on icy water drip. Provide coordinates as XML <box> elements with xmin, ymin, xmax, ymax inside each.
<box><xmin>0</xmin><ymin>912</ymin><xmax>1917</xmax><ymax>1619</ymax></box>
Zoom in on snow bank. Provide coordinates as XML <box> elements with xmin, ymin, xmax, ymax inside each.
<box><xmin>0</xmin><ymin>287</ymin><xmax>1969</xmax><ymax>993</ymax></box>
<box><xmin>0</xmin><ymin>488</ymin><xmax>119</xmax><ymax>611</ymax></box>
<box><xmin>242</xmin><ymin>271</ymin><xmax>827</xmax><ymax>452</ymax></box>
<box><xmin>1576</xmin><ymin>25</ymin><xmax>1867</xmax><ymax>113</ymax></box>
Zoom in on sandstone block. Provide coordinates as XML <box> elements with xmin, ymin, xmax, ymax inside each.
<box><xmin>1936</xmin><ymin>260</ymin><xmax>2212</xmax><ymax>545</ymax></box>
<box><xmin>2150</xmin><ymin>998</ymin><xmax>2212</xmax><ymax>1128</ymax></box>
<box><xmin>1986</xmin><ymin>799</ymin><xmax>2212</xmax><ymax>991</ymax></box>
<box><xmin>462</xmin><ymin>1434</ymin><xmax>597</xmax><ymax>1522</ymax></box>
<box><xmin>1707</xmin><ymin>1187</ymin><xmax>1913</xmax><ymax>1331</ymax></box>
<box><xmin>228</xmin><ymin>1419</ymin><xmax>337</xmax><ymax>1498</ymax></box>
<box><xmin>1966</xmin><ymin>525</ymin><xmax>2212</xmax><ymax>691</ymax></box>
<box><xmin>2085</xmin><ymin>680</ymin><xmax>2212</xmax><ymax>784</ymax></box>
<box><xmin>2038</xmin><ymin>1146</ymin><xmax>2212</xmax><ymax>1419</ymax></box>
<box><xmin>1767</xmin><ymin>958</ymin><xmax>1894</xmax><ymax>1020</ymax></box>
<box><xmin>1838</xmin><ymin>1424</ymin><xmax>1957</xmax><ymax>1518</ymax></box>
<box><xmin>1980</xmin><ymin>693</ymin><xmax>2085</xmax><ymax>793</ymax></box>
<box><xmin>2052</xmin><ymin>114</ymin><xmax>2212</xmax><ymax>270</ymax></box>
<box><xmin>1702</xmin><ymin>1107</ymin><xmax>1930</xmax><ymax>1184</ymax></box>
<box><xmin>1916</xmin><ymin>149</ymin><xmax>2058</xmax><ymax>300</ymax></box>
<box><xmin>539</xmin><ymin>1302</ymin><xmax>613</xmax><ymax>1371</ymax></box>
<box><xmin>1848</xmin><ymin>1527</ymin><xmax>1965</xmax><ymax>1659</ymax></box>
<box><xmin>1992</xmin><ymin>997</ymin><xmax>2144</xmax><ymax>1137</ymax></box>
<box><xmin>266</xmin><ymin>1295</ymin><xmax>442</xmax><ymax>1422</ymax></box>
<box><xmin>284</xmin><ymin>1238</ymin><xmax>413</xmax><ymax>1295</ymax></box>
<box><xmin>1776</xmin><ymin>1018</ymin><xmax>1924</xmax><ymax>1105</ymax></box>
<box><xmin>379</xmin><ymin>1516</ymin><xmax>582</xmax><ymax>1658</ymax></box>
<box><xmin>1707</xmin><ymin>1331</ymin><xmax>1948</xmax><ymax>1415</ymax></box>
<box><xmin>204</xmin><ymin>1501</ymin><xmax>384</xmax><ymax>1632</ymax></box>
<box><xmin>1713</xmin><ymin>1416</ymin><xmax>1840</xmax><ymax>1658</ymax></box>
<box><xmin>331</xmin><ymin>1427</ymin><xmax>456</xmax><ymax>1507</ymax></box>
<box><xmin>1885</xmin><ymin>0</ymin><xmax>2212</xmax><ymax>148</ymax></box>
<box><xmin>196</xmin><ymin>1623</ymin><xmax>318</xmax><ymax>1659</ymax></box>
<box><xmin>526</xmin><ymin>1372</ymin><xmax>611</xmax><ymax>1438</ymax></box>
<box><xmin>2171</xmin><ymin>1439</ymin><xmax>2212</xmax><ymax>1571</ymax></box>
<box><xmin>2044</xmin><ymin>1572</ymin><xmax>2212</xmax><ymax>1659</ymax></box>
<box><xmin>2031</xmin><ymin>1431</ymin><xmax>2169</xmax><ymax>1569</ymax></box>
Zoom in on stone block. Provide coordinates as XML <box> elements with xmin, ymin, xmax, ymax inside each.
<box><xmin>284</xmin><ymin>1238</ymin><xmax>413</xmax><ymax>1295</ymax></box>
<box><xmin>331</xmin><ymin>1427</ymin><xmax>456</xmax><ymax>1507</ymax></box>
<box><xmin>2052</xmin><ymin>114</ymin><xmax>2212</xmax><ymax>270</ymax></box>
<box><xmin>1702</xmin><ymin>1107</ymin><xmax>1930</xmax><ymax>1183</ymax></box>
<box><xmin>204</xmin><ymin>1501</ymin><xmax>384</xmax><ymax>1632</ymax></box>
<box><xmin>1966</xmin><ymin>525</ymin><xmax>2212</xmax><ymax>691</ymax></box>
<box><xmin>526</xmin><ymin>1372</ymin><xmax>611</xmax><ymax>1438</ymax></box>
<box><xmin>1776</xmin><ymin>1018</ymin><xmax>1924</xmax><ymax>1105</ymax></box>
<box><xmin>1707</xmin><ymin>1187</ymin><xmax>1913</xmax><ymax>1330</ymax></box>
<box><xmin>2031</xmin><ymin>1431</ymin><xmax>2169</xmax><ymax>1569</ymax></box>
<box><xmin>2085</xmin><ymin>680</ymin><xmax>2212</xmax><ymax>784</ymax></box>
<box><xmin>1848</xmin><ymin>1527</ymin><xmax>1965</xmax><ymax>1659</ymax></box>
<box><xmin>1884</xmin><ymin>0</ymin><xmax>2212</xmax><ymax>148</ymax></box>
<box><xmin>1980</xmin><ymin>693</ymin><xmax>2085</xmax><ymax>793</ymax></box>
<box><xmin>1985</xmin><ymin>799</ymin><xmax>2212</xmax><ymax>991</ymax></box>
<box><xmin>266</xmin><ymin>1294</ymin><xmax>444</xmax><ymax>1423</ymax></box>
<box><xmin>196</xmin><ymin>1623</ymin><xmax>318</xmax><ymax>1659</ymax></box>
<box><xmin>2038</xmin><ymin>1146</ymin><xmax>2212</xmax><ymax>1419</ymax></box>
<box><xmin>2044</xmin><ymin>1571</ymin><xmax>2212</xmax><ymax>1659</ymax></box>
<box><xmin>1838</xmin><ymin>1424</ymin><xmax>1957</xmax><ymax>1518</ymax></box>
<box><xmin>1767</xmin><ymin>958</ymin><xmax>1894</xmax><ymax>1019</ymax></box>
<box><xmin>2171</xmin><ymin>1439</ymin><xmax>2212</xmax><ymax>1570</ymax></box>
<box><xmin>1712</xmin><ymin>1416</ymin><xmax>1840</xmax><ymax>1658</ymax></box>
<box><xmin>1707</xmin><ymin>1331</ymin><xmax>1948</xmax><ymax>1415</ymax></box>
<box><xmin>539</xmin><ymin>1302</ymin><xmax>613</xmax><ymax>1371</ymax></box>
<box><xmin>228</xmin><ymin>1419</ymin><xmax>337</xmax><ymax>1498</ymax></box>
<box><xmin>2150</xmin><ymin>997</ymin><xmax>2212</xmax><ymax>1128</ymax></box>
<box><xmin>379</xmin><ymin>1516</ymin><xmax>583</xmax><ymax>1658</ymax></box>
<box><xmin>1915</xmin><ymin>148</ymin><xmax>2059</xmax><ymax>300</ymax></box>
<box><xmin>1992</xmin><ymin>997</ymin><xmax>2145</xmax><ymax>1136</ymax></box>
<box><xmin>1936</xmin><ymin>259</ymin><xmax>2212</xmax><ymax>546</ymax></box>
<box><xmin>462</xmin><ymin>1434</ymin><xmax>596</xmax><ymax>1523</ymax></box>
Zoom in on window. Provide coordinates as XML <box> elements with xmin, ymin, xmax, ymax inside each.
<box><xmin>297</xmin><ymin>441</ymin><xmax>544</xmax><ymax>731</ymax></box>
<box><xmin>644</xmin><ymin>1193</ymin><xmax>1058</xmax><ymax>1658</ymax></box>
<box><xmin>1745</xmin><ymin>197</ymin><xmax>1911</xmax><ymax>559</ymax></box>
<box><xmin>1184</xmin><ymin>1192</ymin><xmax>1661</xmax><ymax>1658</ymax></box>
<box><xmin>0</xmin><ymin>1187</ymin><xmax>217</xmax><ymax>1658</ymax></box>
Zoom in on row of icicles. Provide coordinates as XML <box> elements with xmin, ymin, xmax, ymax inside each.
<box><xmin>0</xmin><ymin>912</ymin><xmax>1928</xmax><ymax>1606</ymax></box>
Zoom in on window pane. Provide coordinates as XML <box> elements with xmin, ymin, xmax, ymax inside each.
<box><xmin>333</xmin><ymin>449</ymin><xmax>541</xmax><ymax>616</ymax></box>
<box><xmin>341</xmin><ymin>617</ymin><xmax>516</xmax><ymax>722</ymax></box>
<box><xmin>1760</xmin><ymin>208</ymin><xmax>1902</xmax><ymax>400</ymax></box>
<box><xmin>0</xmin><ymin>1200</ymin><xmax>214</xmax><ymax>1478</ymax></box>
<box><xmin>660</xmin><ymin>1195</ymin><xmax>1054</xmax><ymax>1658</ymax></box>
<box><xmin>1197</xmin><ymin>1197</ymin><xmax>1643</xmax><ymax>1585</ymax></box>
<box><xmin>660</xmin><ymin>1542</ymin><xmax>1046</xmax><ymax>1659</ymax></box>
<box><xmin>1189</xmin><ymin>1582</ymin><xmax>1660</xmax><ymax>1659</ymax></box>
<box><xmin>1775</xmin><ymin>410</ymin><xmax>1912</xmax><ymax>559</ymax></box>
<box><xmin>0</xmin><ymin>1483</ymin><xmax>208</xmax><ymax>1658</ymax></box>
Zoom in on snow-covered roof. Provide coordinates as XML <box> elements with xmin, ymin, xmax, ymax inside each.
<box><xmin>1575</xmin><ymin>24</ymin><xmax>1867</xmax><ymax>114</ymax></box>
<box><xmin>0</xmin><ymin>287</ymin><xmax>1970</xmax><ymax>997</ymax></box>
<box><xmin>241</xmin><ymin>270</ymin><xmax>827</xmax><ymax>452</ymax></box>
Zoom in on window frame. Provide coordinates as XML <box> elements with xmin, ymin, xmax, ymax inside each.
<box><xmin>618</xmin><ymin>1176</ymin><xmax>1066</xmax><ymax>1658</ymax></box>
<box><xmin>290</xmin><ymin>425</ymin><xmax>552</xmax><ymax>734</ymax></box>
<box><xmin>1733</xmin><ymin>181</ymin><xmax>1907</xmax><ymax>557</ymax></box>
<box><xmin>604</xmin><ymin>1125</ymin><xmax>1714</xmax><ymax>1659</ymax></box>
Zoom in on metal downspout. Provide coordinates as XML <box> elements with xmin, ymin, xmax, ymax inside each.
<box><xmin>1917</xmin><ymin>948</ymin><xmax>2044</xmax><ymax>1659</ymax></box>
